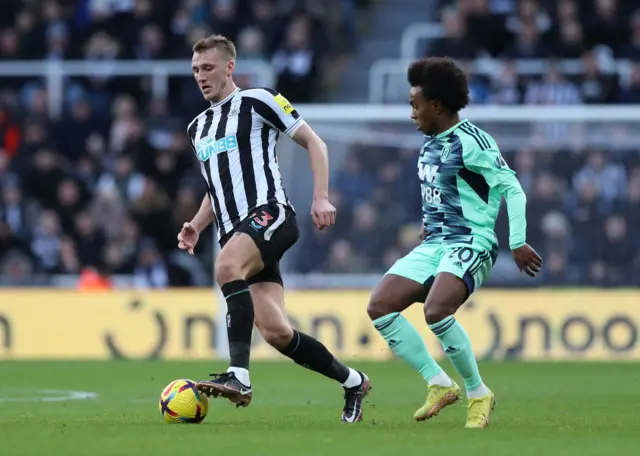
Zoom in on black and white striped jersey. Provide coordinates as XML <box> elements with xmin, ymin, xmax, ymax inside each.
<box><xmin>187</xmin><ymin>87</ymin><xmax>305</xmax><ymax>240</ymax></box>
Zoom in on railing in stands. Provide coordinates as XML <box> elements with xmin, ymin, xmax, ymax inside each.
<box><xmin>0</xmin><ymin>59</ymin><xmax>274</xmax><ymax>119</ymax></box>
<box><xmin>369</xmin><ymin>57</ymin><xmax>634</xmax><ymax>103</ymax></box>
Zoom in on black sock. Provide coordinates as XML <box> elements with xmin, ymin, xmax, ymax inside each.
<box><xmin>221</xmin><ymin>280</ymin><xmax>254</xmax><ymax>370</ymax></box>
<box><xmin>278</xmin><ymin>330</ymin><xmax>350</xmax><ymax>383</ymax></box>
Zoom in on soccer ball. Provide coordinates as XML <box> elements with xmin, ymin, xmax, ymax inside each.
<box><xmin>159</xmin><ymin>379</ymin><xmax>209</xmax><ymax>424</ymax></box>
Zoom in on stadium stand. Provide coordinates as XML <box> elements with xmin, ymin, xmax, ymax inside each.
<box><xmin>0</xmin><ymin>0</ymin><xmax>638</xmax><ymax>288</ymax></box>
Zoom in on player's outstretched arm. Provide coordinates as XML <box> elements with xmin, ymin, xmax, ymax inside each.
<box><xmin>497</xmin><ymin>177</ymin><xmax>543</xmax><ymax>277</ymax></box>
<box><xmin>464</xmin><ymin>146</ymin><xmax>543</xmax><ymax>277</ymax></box>
<box><xmin>177</xmin><ymin>194</ymin><xmax>215</xmax><ymax>255</ymax></box>
<box><xmin>292</xmin><ymin>123</ymin><xmax>337</xmax><ymax>231</ymax></box>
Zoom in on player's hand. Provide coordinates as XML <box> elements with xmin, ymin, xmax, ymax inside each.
<box><xmin>512</xmin><ymin>244</ymin><xmax>543</xmax><ymax>278</ymax></box>
<box><xmin>419</xmin><ymin>226</ymin><xmax>426</xmax><ymax>241</ymax></box>
<box><xmin>310</xmin><ymin>197</ymin><xmax>336</xmax><ymax>231</ymax></box>
<box><xmin>177</xmin><ymin>222</ymin><xmax>200</xmax><ymax>255</ymax></box>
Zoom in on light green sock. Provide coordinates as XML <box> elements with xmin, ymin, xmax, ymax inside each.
<box><xmin>429</xmin><ymin>316</ymin><xmax>484</xmax><ymax>392</ymax></box>
<box><xmin>373</xmin><ymin>312</ymin><xmax>445</xmax><ymax>383</ymax></box>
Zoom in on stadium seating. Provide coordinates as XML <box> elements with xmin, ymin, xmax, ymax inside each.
<box><xmin>0</xmin><ymin>0</ymin><xmax>638</xmax><ymax>287</ymax></box>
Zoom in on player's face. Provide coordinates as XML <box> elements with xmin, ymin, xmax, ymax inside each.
<box><xmin>192</xmin><ymin>48</ymin><xmax>235</xmax><ymax>102</ymax></box>
<box><xmin>409</xmin><ymin>86</ymin><xmax>437</xmax><ymax>135</ymax></box>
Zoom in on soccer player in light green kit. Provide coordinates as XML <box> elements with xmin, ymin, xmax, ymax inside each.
<box><xmin>367</xmin><ymin>57</ymin><xmax>543</xmax><ymax>428</ymax></box>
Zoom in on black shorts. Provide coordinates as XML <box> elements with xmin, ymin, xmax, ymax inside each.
<box><xmin>219</xmin><ymin>203</ymin><xmax>299</xmax><ymax>286</ymax></box>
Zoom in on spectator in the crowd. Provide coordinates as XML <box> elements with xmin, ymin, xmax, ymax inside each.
<box><xmin>272</xmin><ymin>13</ymin><xmax>320</xmax><ymax>102</ymax></box>
<box><xmin>578</xmin><ymin>50</ymin><xmax>616</xmax><ymax>104</ymax></box>
<box><xmin>236</xmin><ymin>27</ymin><xmax>267</xmax><ymax>60</ymax></box>
<box><xmin>586</xmin><ymin>0</ymin><xmax>625</xmax><ymax>50</ymax></box>
<box><xmin>31</xmin><ymin>210</ymin><xmax>63</xmax><ymax>273</ymax></box>
<box><xmin>326</xmin><ymin>239</ymin><xmax>367</xmax><ymax>273</ymax></box>
<box><xmin>0</xmin><ymin>28</ymin><xmax>21</xmax><ymax>61</ymax></box>
<box><xmin>96</xmin><ymin>154</ymin><xmax>145</xmax><ymax>204</ymax></box>
<box><xmin>555</xmin><ymin>0</ymin><xmax>580</xmax><ymax>24</ymax></box>
<box><xmin>133</xmin><ymin>238</ymin><xmax>170</xmax><ymax>288</ymax></box>
<box><xmin>573</xmin><ymin>149</ymin><xmax>627</xmax><ymax>203</ymax></box>
<box><xmin>429</xmin><ymin>8</ymin><xmax>482</xmax><ymax>60</ymax></box>
<box><xmin>616</xmin><ymin>63</ymin><xmax>640</xmax><ymax>104</ymax></box>
<box><xmin>617</xmin><ymin>10</ymin><xmax>640</xmax><ymax>60</ymax></box>
<box><xmin>0</xmin><ymin>180</ymin><xmax>37</xmax><ymax>240</ymax></box>
<box><xmin>554</xmin><ymin>20</ymin><xmax>585</xmax><ymax>58</ymax></box>
<box><xmin>502</xmin><ymin>22</ymin><xmax>550</xmax><ymax>59</ymax></box>
<box><xmin>505</xmin><ymin>0</ymin><xmax>552</xmax><ymax>36</ymax></box>
<box><xmin>209</xmin><ymin>0</ymin><xmax>241</xmax><ymax>43</ymax></box>
<box><xmin>73</xmin><ymin>210</ymin><xmax>105</xmax><ymax>267</ymax></box>
<box><xmin>489</xmin><ymin>61</ymin><xmax>522</xmax><ymax>104</ymax></box>
<box><xmin>592</xmin><ymin>214</ymin><xmax>634</xmax><ymax>285</ymax></box>
<box><xmin>466</xmin><ymin>67</ymin><xmax>490</xmax><ymax>104</ymax></box>
<box><xmin>23</xmin><ymin>146</ymin><xmax>66</xmax><ymax>209</ymax></box>
<box><xmin>54</xmin><ymin>178</ymin><xmax>86</xmax><ymax>236</ymax></box>
<box><xmin>524</xmin><ymin>65</ymin><xmax>582</xmax><ymax>104</ymax></box>
<box><xmin>246</xmin><ymin>0</ymin><xmax>280</xmax><ymax>54</ymax></box>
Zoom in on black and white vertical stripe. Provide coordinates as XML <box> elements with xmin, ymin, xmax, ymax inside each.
<box><xmin>187</xmin><ymin>88</ymin><xmax>301</xmax><ymax>239</ymax></box>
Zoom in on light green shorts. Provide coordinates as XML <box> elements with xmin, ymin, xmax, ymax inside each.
<box><xmin>385</xmin><ymin>243</ymin><xmax>495</xmax><ymax>295</ymax></box>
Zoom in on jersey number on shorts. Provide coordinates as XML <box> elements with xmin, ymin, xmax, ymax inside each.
<box><xmin>249</xmin><ymin>211</ymin><xmax>273</xmax><ymax>231</ymax></box>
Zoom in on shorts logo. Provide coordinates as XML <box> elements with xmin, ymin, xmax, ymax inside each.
<box><xmin>274</xmin><ymin>94</ymin><xmax>294</xmax><ymax>114</ymax></box>
<box><xmin>195</xmin><ymin>135</ymin><xmax>238</xmax><ymax>161</ymax></box>
<box><xmin>249</xmin><ymin>210</ymin><xmax>273</xmax><ymax>231</ymax></box>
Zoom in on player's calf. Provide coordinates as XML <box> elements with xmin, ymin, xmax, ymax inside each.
<box><xmin>208</xmin><ymin>235</ymin><xmax>264</xmax><ymax>395</ymax></box>
<box><xmin>425</xmin><ymin>273</ymin><xmax>490</xmax><ymax>401</ymax></box>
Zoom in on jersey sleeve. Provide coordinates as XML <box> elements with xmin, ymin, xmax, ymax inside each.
<box><xmin>463</xmin><ymin>143</ymin><xmax>527</xmax><ymax>249</ymax></box>
<box><xmin>462</xmin><ymin>144</ymin><xmax>515</xmax><ymax>188</ymax></box>
<box><xmin>249</xmin><ymin>88</ymin><xmax>305</xmax><ymax>138</ymax></box>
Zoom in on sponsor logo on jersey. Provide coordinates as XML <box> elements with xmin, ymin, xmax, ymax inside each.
<box><xmin>274</xmin><ymin>94</ymin><xmax>294</xmax><ymax>114</ymax></box>
<box><xmin>418</xmin><ymin>162</ymin><xmax>438</xmax><ymax>183</ymax></box>
<box><xmin>195</xmin><ymin>135</ymin><xmax>238</xmax><ymax>161</ymax></box>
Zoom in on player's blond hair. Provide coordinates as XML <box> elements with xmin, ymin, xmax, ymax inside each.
<box><xmin>192</xmin><ymin>34</ymin><xmax>237</xmax><ymax>60</ymax></box>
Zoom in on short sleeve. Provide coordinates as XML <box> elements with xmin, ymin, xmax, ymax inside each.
<box><xmin>245</xmin><ymin>88</ymin><xmax>305</xmax><ymax>138</ymax></box>
<box><xmin>463</xmin><ymin>143</ymin><xmax>515</xmax><ymax>188</ymax></box>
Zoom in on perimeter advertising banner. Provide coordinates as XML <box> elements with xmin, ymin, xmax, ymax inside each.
<box><xmin>0</xmin><ymin>289</ymin><xmax>638</xmax><ymax>361</ymax></box>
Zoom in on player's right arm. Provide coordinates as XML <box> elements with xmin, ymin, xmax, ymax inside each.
<box><xmin>177</xmin><ymin>195</ymin><xmax>214</xmax><ymax>256</ymax></box>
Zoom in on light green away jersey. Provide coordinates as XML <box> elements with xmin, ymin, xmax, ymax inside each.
<box><xmin>418</xmin><ymin>119</ymin><xmax>527</xmax><ymax>253</ymax></box>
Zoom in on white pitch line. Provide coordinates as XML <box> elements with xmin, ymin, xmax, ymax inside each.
<box><xmin>0</xmin><ymin>389</ymin><xmax>98</xmax><ymax>402</ymax></box>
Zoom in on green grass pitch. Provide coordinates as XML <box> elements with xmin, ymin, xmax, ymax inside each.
<box><xmin>1</xmin><ymin>361</ymin><xmax>639</xmax><ymax>455</ymax></box>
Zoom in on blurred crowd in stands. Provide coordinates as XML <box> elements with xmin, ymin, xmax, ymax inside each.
<box><xmin>0</xmin><ymin>0</ymin><xmax>639</xmax><ymax>288</ymax></box>
<box><xmin>292</xmin><ymin>0</ymin><xmax>640</xmax><ymax>285</ymax></box>
<box><xmin>430</xmin><ymin>0</ymin><xmax>640</xmax><ymax>104</ymax></box>
<box><xmin>0</xmin><ymin>0</ymin><xmax>368</xmax><ymax>287</ymax></box>
<box><xmin>296</xmin><ymin>143</ymin><xmax>640</xmax><ymax>286</ymax></box>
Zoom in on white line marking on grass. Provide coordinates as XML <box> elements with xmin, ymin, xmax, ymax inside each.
<box><xmin>0</xmin><ymin>389</ymin><xmax>98</xmax><ymax>402</ymax></box>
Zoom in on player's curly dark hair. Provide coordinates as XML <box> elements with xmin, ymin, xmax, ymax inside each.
<box><xmin>407</xmin><ymin>57</ymin><xmax>470</xmax><ymax>113</ymax></box>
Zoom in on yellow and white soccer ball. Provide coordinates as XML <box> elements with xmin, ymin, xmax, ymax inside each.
<box><xmin>159</xmin><ymin>379</ymin><xmax>209</xmax><ymax>424</ymax></box>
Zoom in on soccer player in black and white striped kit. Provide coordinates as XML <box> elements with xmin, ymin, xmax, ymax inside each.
<box><xmin>176</xmin><ymin>35</ymin><xmax>370</xmax><ymax>423</ymax></box>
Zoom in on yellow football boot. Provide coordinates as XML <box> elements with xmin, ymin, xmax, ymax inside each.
<box><xmin>414</xmin><ymin>382</ymin><xmax>461</xmax><ymax>421</ymax></box>
<box><xmin>465</xmin><ymin>390</ymin><xmax>496</xmax><ymax>428</ymax></box>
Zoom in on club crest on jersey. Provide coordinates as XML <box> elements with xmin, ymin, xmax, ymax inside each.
<box><xmin>441</xmin><ymin>147</ymin><xmax>451</xmax><ymax>162</ymax></box>
<box><xmin>228</xmin><ymin>103</ymin><xmax>241</xmax><ymax>117</ymax></box>
<box><xmin>195</xmin><ymin>134</ymin><xmax>238</xmax><ymax>161</ymax></box>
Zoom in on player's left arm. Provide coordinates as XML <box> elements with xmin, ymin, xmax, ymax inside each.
<box><xmin>464</xmin><ymin>146</ymin><xmax>543</xmax><ymax>277</ymax></box>
<box><xmin>251</xmin><ymin>88</ymin><xmax>335</xmax><ymax>231</ymax></box>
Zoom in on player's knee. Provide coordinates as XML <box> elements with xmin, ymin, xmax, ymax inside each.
<box><xmin>214</xmin><ymin>257</ymin><xmax>243</xmax><ymax>286</ymax></box>
<box><xmin>260</xmin><ymin>323</ymin><xmax>294</xmax><ymax>350</ymax></box>
<box><xmin>367</xmin><ymin>294</ymin><xmax>390</xmax><ymax>321</ymax></box>
<box><xmin>424</xmin><ymin>300</ymin><xmax>453</xmax><ymax>326</ymax></box>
